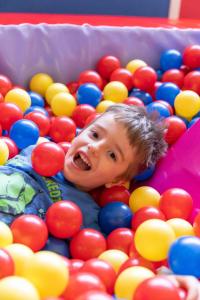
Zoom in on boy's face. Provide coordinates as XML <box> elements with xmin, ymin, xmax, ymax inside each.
<box><xmin>63</xmin><ymin>113</ymin><xmax>138</xmax><ymax>190</ymax></box>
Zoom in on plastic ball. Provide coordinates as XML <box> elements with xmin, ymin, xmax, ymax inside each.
<box><xmin>30</xmin><ymin>73</ymin><xmax>54</xmax><ymax>96</ymax></box>
<box><xmin>183</xmin><ymin>44</ymin><xmax>200</xmax><ymax>69</ymax></box>
<box><xmin>31</xmin><ymin>142</ymin><xmax>65</xmax><ymax>176</ymax></box>
<box><xmin>99</xmin><ymin>185</ymin><xmax>130</xmax><ymax>207</ymax></box>
<box><xmin>5</xmin><ymin>88</ymin><xmax>31</xmax><ymax>113</ymax></box>
<box><xmin>134</xmin><ymin>165</ymin><xmax>155</xmax><ymax>181</ymax></box>
<box><xmin>124</xmin><ymin>97</ymin><xmax>145</xmax><ymax>107</ymax></box>
<box><xmin>131</xmin><ymin>206</ymin><xmax>166</xmax><ymax>231</ymax></box>
<box><xmin>97</xmin><ymin>55</ymin><xmax>121</xmax><ymax>80</ymax></box>
<box><xmin>167</xmin><ymin>218</ymin><xmax>194</xmax><ymax>238</ymax></box>
<box><xmin>146</xmin><ymin>102</ymin><xmax>170</xmax><ymax>118</ymax></box>
<box><xmin>162</xmin><ymin>69</ymin><xmax>184</xmax><ymax>88</ymax></box>
<box><xmin>0</xmin><ymin>276</ymin><xmax>40</xmax><ymax>300</ymax></box>
<box><xmin>84</xmin><ymin>112</ymin><xmax>100</xmax><ymax>126</ymax></box>
<box><xmin>98</xmin><ymin>202</ymin><xmax>133</xmax><ymax>235</ymax></box>
<box><xmin>24</xmin><ymin>105</ymin><xmax>49</xmax><ymax>116</ymax></box>
<box><xmin>114</xmin><ymin>266</ymin><xmax>154</xmax><ymax>300</ymax></box>
<box><xmin>103</xmin><ymin>81</ymin><xmax>128</xmax><ymax>103</ymax></box>
<box><xmin>134</xmin><ymin>276</ymin><xmax>181</xmax><ymax>300</ymax></box>
<box><xmin>23</xmin><ymin>251</ymin><xmax>69</xmax><ymax>298</ymax></box>
<box><xmin>118</xmin><ymin>256</ymin><xmax>155</xmax><ymax>274</ymax></box>
<box><xmin>107</xmin><ymin>228</ymin><xmax>134</xmax><ymax>254</ymax></box>
<box><xmin>69</xmin><ymin>259</ymin><xmax>84</xmax><ymax>275</ymax></box>
<box><xmin>10</xmin><ymin>214</ymin><xmax>48</xmax><ymax>252</ymax></box>
<box><xmin>77</xmin><ymin>83</ymin><xmax>102</xmax><ymax>107</ymax></box>
<box><xmin>76</xmin><ymin>291</ymin><xmax>113</xmax><ymax>300</ymax></box>
<box><xmin>70</xmin><ymin>228</ymin><xmax>107</xmax><ymax>260</ymax></box>
<box><xmin>5</xmin><ymin>243</ymin><xmax>34</xmax><ymax>275</ymax></box>
<box><xmin>110</xmin><ymin>68</ymin><xmax>133</xmax><ymax>90</ymax></box>
<box><xmin>58</xmin><ymin>141</ymin><xmax>71</xmax><ymax>154</ymax></box>
<box><xmin>168</xmin><ymin>236</ymin><xmax>200</xmax><ymax>277</ymax></box>
<box><xmin>188</xmin><ymin>117</ymin><xmax>200</xmax><ymax>128</ymax></box>
<box><xmin>129</xmin><ymin>186</ymin><xmax>161</xmax><ymax>213</ymax></box>
<box><xmin>164</xmin><ymin>116</ymin><xmax>187</xmax><ymax>145</ymax></box>
<box><xmin>0</xmin><ymin>140</ymin><xmax>9</xmax><ymax>165</ymax></box>
<box><xmin>98</xmin><ymin>249</ymin><xmax>128</xmax><ymax>273</ymax></box>
<box><xmin>24</xmin><ymin>111</ymin><xmax>50</xmax><ymax>136</ymax></box>
<box><xmin>0</xmin><ymin>102</ymin><xmax>23</xmax><ymax>130</ymax></box>
<box><xmin>159</xmin><ymin>188</ymin><xmax>193</xmax><ymax>220</ymax></box>
<box><xmin>78</xmin><ymin>70</ymin><xmax>103</xmax><ymax>89</ymax></box>
<box><xmin>0</xmin><ymin>74</ymin><xmax>12</xmax><ymax>96</ymax></box>
<box><xmin>45</xmin><ymin>83</ymin><xmax>69</xmax><ymax>105</ymax></box>
<box><xmin>134</xmin><ymin>219</ymin><xmax>176</xmax><ymax>261</ymax></box>
<box><xmin>193</xmin><ymin>212</ymin><xmax>200</xmax><ymax>237</ymax></box>
<box><xmin>129</xmin><ymin>89</ymin><xmax>153</xmax><ymax>105</ymax></box>
<box><xmin>62</xmin><ymin>272</ymin><xmax>106</xmax><ymax>300</ymax></box>
<box><xmin>28</xmin><ymin>91</ymin><xmax>45</xmax><ymax>107</ymax></box>
<box><xmin>160</xmin><ymin>49</ymin><xmax>182</xmax><ymax>71</ymax></box>
<box><xmin>49</xmin><ymin>116</ymin><xmax>76</xmax><ymax>142</ymax></box>
<box><xmin>46</xmin><ymin>200</ymin><xmax>83</xmax><ymax>239</ymax></box>
<box><xmin>174</xmin><ymin>90</ymin><xmax>200</xmax><ymax>119</ymax></box>
<box><xmin>96</xmin><ymin>100</ymin><xmax>115</xmax><ymax>113</ymax></box>
<box><xmin>126</xmin><ymin>59</ymin><xmax>147</xmax><ymax>74</ymax></box>
<box><xmin>51</xmin><ymin>92</ymin><xmax>77</xmax><ymax>116</ymax></box>
<box><xmin>66</xmin><ymin>81</ymin><xmax>79</xmax><ymax>94</ymax></box>
<box><xmin>43</xmin><ymin>236</ymin><xmax>70</xmax><ymax>258</ymax></box>
<box><xmin>80</xmin><ymin>258</ymin><xmax>116</xmax><ymax>294</ymax></box>
<box><xmin>155</xmin><ymin>82</ymin><xmax>180</xmax><ymax>107</ymax></box>
<box><xmin>0</xmin><ymin>221</ymin><xmax>13</xmax><ymax>247</ymax></box>
<box><xmin>133</xmin><ymin>66</ymin><xmax>157</xmax><ymax>92</ymax></box>
<box><xmin>0</xmin><ymin>249</ymin><xmax>15</xmax><ymax>279</ymax></box>
<box><xmin>72</xmin><ymin>104</ymin><xmax>96</xmax><ymax>128</ymax></box>
<box><xmin>183</xmin><ymin>70</ymin><xmax>200</xmax><ymax>95</ymax></box>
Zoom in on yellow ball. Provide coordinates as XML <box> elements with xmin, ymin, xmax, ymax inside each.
<box><xmin>29</xmin><ymin>73</ymin><xmax>54</xmax><ymax>96</ymax></box>
<box><xmin>0</xmin><ymin>276</ymin><xmax>40</xmax><ymax>300</ymax></box>
<box><xmin>0</xmin><ymin>140</ymin><xmax>9</xmax><ymax>165</ymax></box>
<box><xmin>45</xmin><ymin>82</ymin><xmax>69</xmax><ymax>105</ymax></box>
<box><xmin>126</xmin><ymin>59</ymin><xmax>147</xmax><ymax>74</ymax></box>
<box><xmin>96</xmin><ymin>100</ymin><xmax>115</xmax><ymax>113</ymax></box>
<box><xmin>98</xmin><ymin>249</ymin><xmax>128</xmax><ymax>273</ymax></box>
<box><xmin>135</xmin><ymin>219</ymin><xmax>176</xmax><ymax>261</ymax></box>
<box><xmin>129</xmin><ymin>186</ymin><xmax>161</xmax><ymax>213</ymax></box>
<box><xmin>22</xmin><ymin>251</ymin><xmax>69</xmax><ymax>298</ymax></box>
<box><xmin>103</xmin><ymin>81</ymin><xmax>128</xmax><ymax>103</ymax></box>
<box><xmin>5</xmin><ymin>88</ymin><xmax>31</xmax><ymax>113</ymax></box>
<box><xmin>51</xmin><ymin>92</ymin><xmax>77</xmax><ymax>116</ymax></box>
<box><xmin>115</xmin><ymin>266</ymin><xmax>154</xmax><ymax>300</ymax></box>
<box><xmin>167</xmin><ymin>218</ymin><xmax>194</xmax><ymax>238</ymax></box>
<box><xmin>5</xmin><ymin>244</ymin><xmax>34</xmax><ymax>276</ymax></box>
<box><xmin>174</xmin><ymin>90</ymin><xmax>200</xmax><ymax>119</ymax></box>
<box><xmin>0</xmin><ymin>221</ymin><xmax>13</xmax><ymax>247</ymax></box>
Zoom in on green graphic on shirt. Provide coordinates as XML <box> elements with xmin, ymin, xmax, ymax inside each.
<box><xmin>0</xmin><ymin>173</ymin><xmax>36</xmax><ymax>215</ymax></box>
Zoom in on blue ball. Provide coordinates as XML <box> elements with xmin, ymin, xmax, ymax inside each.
<box><xmin>146</xmin><ymin>102</ymin><xmax>170</xmax><ymax>118</ymax></box>
<box><xmin>160</xmin><ymin>49</ymin><xmax>182</xmax><ymax>71</ymax></box>
<box><xmin>77</xmin><ymin>83</ymin><xmax>102</xmax><ymax>107</ymax></box>
<box><xmin>134</xmin><ymin>165</ymin><xmax>155</xmax><ymax>181</ymax></box>
<box><xmin>98</xmin><ymin>202</ymin><xmax>133</xmax><ymax>235</ymax></box>
<box><xmin>168</xmin><ymin>236</ymin><xmax>200</xmax><ymax>278</ymax></box>
<box><xmin>10</xmin><ymin>119</ymin><xmax>39</xmax><ymax>149</ymax></box>
<box><xmin>188</xmin><ymin>117</ymin><xmax>200</xmax><ymax>128</ymax></box>
<box><xmin>28</xmin><ymin>91</ymin><xmax>45</xmax><ymax>107</ymax></box>
<box><xmin>155</xmin><ymin>82</ymin><xmax>180</xmax><ymax>107</ymax></box>
<box><xmin>43</xmin><ymin>236</ymin><xmax>70</xmax><ymax>257</ymax></box>
<box><xmin>129</xmin><ymin>89</ymin><xmax>152</xmax><ymax>105</ymax></box>
<box><xmin>24</xmin><ymin>106</ymin><xmax>49</xmax><ymax>116</ymax></box>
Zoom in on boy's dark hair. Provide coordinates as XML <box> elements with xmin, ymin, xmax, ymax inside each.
<box><xmin>105</xmin><ymin>104</ymin><xmax>168</xmax><ymax>180</ymax></box>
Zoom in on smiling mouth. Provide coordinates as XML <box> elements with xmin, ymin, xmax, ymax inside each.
<box><xmin>73</xmin><ymin>152</ymin><xmax>92</xmax><ymax>171</ymax></box>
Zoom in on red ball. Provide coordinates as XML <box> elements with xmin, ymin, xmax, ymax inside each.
<box><xmin>0</xmin><ymin>136</ymin><xmax>19</xmax><ymax>158</ymax></box>
<box><xmin>0</xmin><ymin>102</ymin><xmax>23</xmax><ymax>130</ymax></box>
<box><xmin>164</xmin><ymin>116</ymin><xmax>187</xmax><ymax>145</ymax></box>
<box><xmin>159</xmin><ymin>188</ymin><xmax>193</xmax><ymax>220</ymax></box>
<box><xmin>69</xmin><ymin>259</ymin><xmax>85</xmax><ymax>275</ymax></box>
<box><xmin>183</xmin><ymin>71</ymin><xmax>200</xmax><ymax>94</ymax></box>
<box><xmin>0</xmin><ymin>249</ymin><xmax>15</xmax><ymax>279</ymax></box>
<box><xmin>70</xmin><ymin>228</ymin><xmax>107</xmax><ymax>260</ymax></box>
<box><xmin>79</xmin><ymin>70</ymin><xmax>103</xmax><ymax>90</ymax></box>
<box><xmin>99</xmin><ymin>186</ymin><xmax>130</xmax><ymax>207</ymax></box>
<box><xmin>129</xmin><ymin>241</ymin><xmax>140</xmax><ymax>258</ymax></box>
<box><xmin>24</xmin><ymin>111</ymin><xmax>50</xmax><ymax>137</ymax></box>
<box><xmin>80</xmin><ymin>258</ymin><xmax>116</xmax><ymax>294</ymax></box>
<box><xmin>134</xmin><ymin>276</ymin><xmax>181</xmax><ymax>300</ymax></box>
<box><xmin>49</xmin><ymin>116</ymin><xmax>76</xmax><ymax>142</ymax></box>
<box><xmin>66</xmin><ymin>81</ymin><xmax>79</xmax><ymax>94</ymax></box>
<box><xmin>31</xmin><ymin>142</ymin><xmax>65</xmax><ymax>176</ymax></box>
<box><xmin>72</xmin><ymin>104</ymin><xmax>96</xmax><ymax>128</ymax></box>
<box><xmin>84</xmin><ymin>113</ymin><xmax>100</xmax><ymax>127</ymax></box>
<box><xmin>193</xmin><ymin>212</ymin><xmax>200</xmax><ymax>237</ymax></box>
<box><xmin>183</xmin><ymin>45</ymin><xmax>200</xmax><ymax>69</ymax></box>
<box><xmin>124</xmin><ymin>97</ymin><xmax>145</xmax><ymax>107</ymax></box>
<box><xmin>0</xmin><ymin>92</ymin><xmax>4</xmax><ymax>103</ymax></box>
<box><xmin>96</xmin><ymin>55</ymin><xmax>121</xmax><ymax>80</ymax></box>
<box><xmin>107</xmin><ymin>228</ymin><xmax>134</xmax><ymax>254</ymax></box>
<box><xmin>0</xmin><ymin>75</ymin><xmax>12</xmax><ymax>96</ymax></box>
<box><xmin>162</xmin><ymin>69</ymin><xmax>184</xmax><ymax>88</ymax></box>
<box><xmin>154</xmin><ymin>100</ymin><xmax>174</xmax><ymax>115</ymax></box>
<box><xmin>46</xmin><ymin>200</ymin><xmax>83</xmax><ymax>239</ymax></box>
<box><xmin>76</xmin><ymin>291</ymin><xmax>113</xmax><ymax>300</ymax></box>
<box><xmin>118</xmin><ymin>256</ymin><xmax>155</xmax><ymax>274</ymax></box>
<box><xmin>110</xmin><ymin>68</ymin><xmax>133</xmax><ymax>90</ymax></box>
<box><xmin>45</xmin><ymin>106</ymin><xmax>54</xmax><ymax>117</ymax></box>
<box><xmin>10</xmin><ymin>214</ymin><xmax>48</xmax><ymax>252</ymax></box>
<box><xmin>149</xmin><ymin>81</ymin><xmax>162</xmax><ymax>99</ymax></box>
<box><xmin>58</xmin><ymin>141</ymin><xmax>71</xmax><ymax>154</ymax></box>
<box><xmin>62</xmin><ymin>272</ymin><xmax>106</xmax><ymax>300</ymax></box>
<box><xmin>131</xmin><ymin>206</ymin><xmax>166</xmax><ymax>231</ymax></box>
<box><xmin>133</xmin><ymin>66</ymin><xmax>157</xmax><ymax>92</ymax></box>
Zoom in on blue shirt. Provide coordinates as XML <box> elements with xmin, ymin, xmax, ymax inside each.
<box><xmin>0</xmin><ymin>146</ymin><xmax>100</xmax><ymax>231</ymax></box>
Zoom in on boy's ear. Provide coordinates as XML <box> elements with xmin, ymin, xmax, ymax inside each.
<box><xmin>105</xmin><ymin>180</ymin><xmax>126</xmax><ymax>189</ymax></box>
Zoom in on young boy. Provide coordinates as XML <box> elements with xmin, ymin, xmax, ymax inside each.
<box><xmin>0</xmin><ymin>103</ymin><xmax>199</xmax><ymax>299</ymax></box>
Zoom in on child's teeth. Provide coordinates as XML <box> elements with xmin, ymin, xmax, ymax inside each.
<box><xmin>80</xmin><ymin>153</ymin><xmax>91</xmax><ymax>168</ymax></box>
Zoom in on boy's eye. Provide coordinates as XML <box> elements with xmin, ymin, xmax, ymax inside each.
<box><xmin>108</xmin><ymin>151</ymin><xmax>117</xmax><ymax>161</ymax></box>
<box><xmin>91</xmin><ymin>130</ymin><xmax>99</xmax><ymax>139</ymax></box>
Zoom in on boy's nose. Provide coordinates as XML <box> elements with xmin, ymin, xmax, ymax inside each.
<box><xmin>88</xmin><ymin>143</ymin><xmax>102</xmax><ymax>156</ymax></box>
